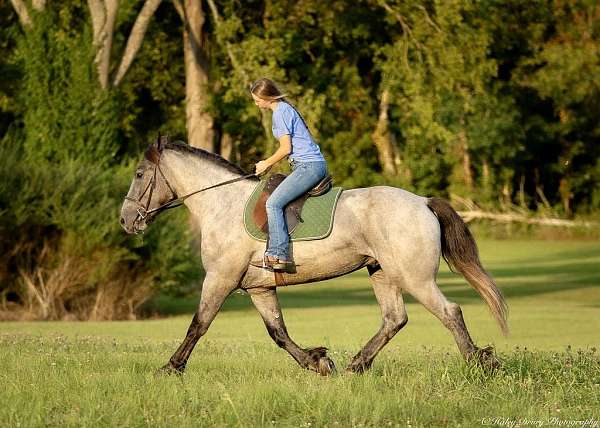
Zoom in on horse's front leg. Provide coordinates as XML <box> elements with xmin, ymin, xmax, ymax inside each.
<box><xmin>158</xmin><ymin>272</ymin><xmax>236</xmax><ymax>375</ymax></box>
<box><xmin>248</xmin><ymin>287</ymin><xmax>336</xmax><ymax>375</ymax></box>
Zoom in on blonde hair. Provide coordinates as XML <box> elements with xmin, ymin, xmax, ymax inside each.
<box><xmin>250</xmin><ymin>78</ymin><xmax>288</xmax><ymax>101</ymax></box>
<box><xmin>250</xmin><ymin>77</ymin><xmax>315</xmax><ymax>137</ymax></box>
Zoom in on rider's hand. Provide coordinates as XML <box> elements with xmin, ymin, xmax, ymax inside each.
<box><xmin>255</xmin><ymin>160</ymin><xmax>271</xmax><ymax>176</ymax></box>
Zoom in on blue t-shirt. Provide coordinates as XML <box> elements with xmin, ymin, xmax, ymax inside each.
<box><xmin>272</xmin><ymin>102</ymin><xmax>325</xmax><ymax>162</ymax></box>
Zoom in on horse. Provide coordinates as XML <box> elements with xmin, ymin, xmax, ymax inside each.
<box><xmin>120</xmin><ymin>137</ymin><xmax>508</xmax><ymax>375</ymax></box>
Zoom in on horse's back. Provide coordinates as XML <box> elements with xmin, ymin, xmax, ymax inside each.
<box><xmin>337</xmin><ymin>185</ymin><xmax>432</xmax><ymax>225</ymax></box>
<box><xmin>335</xmin><ymin>185</ymin><xmax>441</xmax><ymax>264</ymax></box>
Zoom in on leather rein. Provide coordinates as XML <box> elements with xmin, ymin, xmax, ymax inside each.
<box><xmin>125</xmin><ymin>159</ymin><xmax>257</xmax><ymax>224</ymax></box>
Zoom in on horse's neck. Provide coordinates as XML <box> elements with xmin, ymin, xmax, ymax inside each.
<box><xmin>162</xmin><ymin>151</ymin><xmax>255</xmax><ymax>228</ymax></box>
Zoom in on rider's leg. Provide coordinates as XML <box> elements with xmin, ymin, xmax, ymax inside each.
<box><xmin>265</xmin><ymin>161</ymin><xmax>327</xmax><ymax>261</ymax></box>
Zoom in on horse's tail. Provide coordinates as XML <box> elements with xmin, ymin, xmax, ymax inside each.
<box><xmin>427</xmin><ymin>197</ymin><xmax>509</xmax><ymax>336</ymax></box>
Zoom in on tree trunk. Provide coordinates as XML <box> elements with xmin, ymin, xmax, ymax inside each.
<box><xmin>9</xmin><ymin>0</ymin><xmax>32</xmax><ymax>28</ymax></box>
<box><xmin>183</xmin><ymin>0</ymin><xmax>214</xmax><ymax>150</ymax></box>
<box><xmin>32</xmin><ymin>0</ymin><xmax>46</xmax><ymax>11</ymax></box>
<box><xmin>371</xmin><ymin>88</ymin><xmax>398</xmax><ymax>176</ymax></box>
<box><xmin>558</xmin><ymin>108</ymin><xmax>573</xmax><ymax>217</ymax></box>
<box><xmin>113</xmin><ymin>0</ymin><xmax>163</xmax><ymax>86</ymax></box>
<box><xmin>88</xmin><ymin>0</ymin><xmax>119</xmax><ymax>90</ymax></box>
<box><xmin>99</xmin><ymin>0</ymin><xmax>119</xmax><ymax>90</ymax></box>
<box><xmin>482</xmin><ymin>159</ymin><xmax>490</xmax><ymax>187</ymax></box>
<box><xmin>88</xmin><ymin>0</ymin><xmax>106</xmax><ymax>47</ymax></box>
<box><xmin>260</xmin><ymin>110</ymin><xmax>276</xmax><ymax>155</ymax></box>
<box><xmin>457</xmin><ymin>210</ymin><xmax>598</xmax><ymax>228</ymax></box>
<box><xmin>518</xmin><ymin>173</ymin><xmax>526</xmax><ymax>208</ymax></box>
<box><xmin>559</xmin><ymin>178</ymin><xmax>572</xmax><ymax>217</ymax></box>
<box><xmin>458</xmin><ymin>129</ymin><xmax>473</xmax><ymax>191</ymax></box>
<box><xmin>481</xmin><ymin>158</ymin><xmax>491</xmax><ymax>201</ymax></box>
<box><xmin>501</xmin><ymin>180</ymin><xmax>511</xmax><ymax>208</ymax></box>
<box><xmin>220</xmin><ymin>132</ymin><xmax>233</xmax><ymax>161</ymax></box>
<box><xmin>88</xmin><ymin>0</ymin><xmax>160</xmax><ymax>90</ymax></box>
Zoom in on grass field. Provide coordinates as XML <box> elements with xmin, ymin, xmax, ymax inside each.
<box><xmin>1</xmin><ymin>240</ymin><xmax>600</xmax><ymax>427</ymax></box>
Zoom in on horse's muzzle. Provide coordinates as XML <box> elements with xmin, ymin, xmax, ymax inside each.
<box><xmin>120</xmin><ymin>200</ymin><xmax>146</xmax><ymax>234</ymax></box>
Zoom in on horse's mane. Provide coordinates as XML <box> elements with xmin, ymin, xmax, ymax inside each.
<box><xmin>163</xmin><ymin>140</ymin><xmax>259</xmax><ymax>181</ymax></box>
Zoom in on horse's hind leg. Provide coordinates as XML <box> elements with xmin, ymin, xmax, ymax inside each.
<box><xmin>346</xmin><ymin>266</ymin><xmax>408</xmax><ymax>373</ymax></box>
<box><xmin>248</xmin><ymin>287</ymin><xmax>336</xmax><ymax>375</ymax></box>
<box><xmin>405</xmin><ymin>279</ymin><xmax>480</xmax><ymax>362</ymax></box>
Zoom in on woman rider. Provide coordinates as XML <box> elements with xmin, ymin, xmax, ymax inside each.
<box><xmin>250</xmin><ymin>78</ymin><xmax>328</xmax><ymax>272</ymax></box>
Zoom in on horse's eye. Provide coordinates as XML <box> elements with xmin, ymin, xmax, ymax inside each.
<box><xmin>136</xmin><ymin>171</ymin><xmax>143</xmax><ymax>178</ymax></box>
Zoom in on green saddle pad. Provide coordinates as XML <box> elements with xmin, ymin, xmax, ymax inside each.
<box><xmin>243</xmin><ymin>179</ymin><xmax>343</xmax><ymax>242</ymax></box>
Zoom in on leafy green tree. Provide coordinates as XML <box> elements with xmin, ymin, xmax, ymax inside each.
<box><xmin>374</xmin><ymin>0</ymin><xmax>521</xmax><ymax>199</ymax></box>
<box><xmin>514</xmin><ymin>0</ymin><xmax>600</xmax><ymax>215</ymax></box>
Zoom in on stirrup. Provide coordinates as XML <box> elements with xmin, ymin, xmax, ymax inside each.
<box><xmin>249</xmin><ymin>255</ymin><xmax>273</xmax><ymax>272</ymax></box>
<box><xmin>249</xmin><ymin>255</ymin><xmax>295</xmax><ymax>273</ymax></box>
<box><xmin>271</xmin><ymin>259</ymin><xmax>295</xmax><ymax>272</ymax></box>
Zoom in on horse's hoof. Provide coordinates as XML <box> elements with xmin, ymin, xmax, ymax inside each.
<box><xmin>154</xmin><ymin>363</ymin><xmax>185</xmax><ymax>377</ymax></box>
<box><xmin>472</xmin><ymin>346</ymin><xmax>501</xmax><ymax>372</ymax></box>
<box><xmin>317</xmin><ymin>356</ymin><xmax>337</xmax><ymax>376</ymax></box>
<box><xmin>345</xmin><ymin>357</ymin><xmax>371</xmax><ymax>374</ymax></box>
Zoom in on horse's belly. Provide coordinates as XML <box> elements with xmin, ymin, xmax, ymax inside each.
<box><xmin>241</xmin><ymin>247</ymin><xmax>373</xmax><ymax>289</ymax></box>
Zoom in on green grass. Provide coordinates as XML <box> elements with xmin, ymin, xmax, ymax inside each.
<box><xmin>1</xmin><ymin>240</ymin><xmax>600</xmax><ymax>427</ymax></box>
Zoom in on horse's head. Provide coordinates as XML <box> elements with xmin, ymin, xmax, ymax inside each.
<box><xmin>120</xmin><ymin>135</ymin><xmax>178</xmax><ymax>234</ymax></box>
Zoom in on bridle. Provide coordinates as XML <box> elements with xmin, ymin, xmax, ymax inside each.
<box><xmin>124</xmin><ymin>151</ymin><xmax>257</xmax><ymax>229</ymax></box>
<box><xmin>124</xmin><ymin>162</ymin><xmax>178</xmax><ymax>225</ymax></box>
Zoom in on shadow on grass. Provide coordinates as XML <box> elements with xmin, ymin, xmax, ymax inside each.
<box><xmin>144</xmin><ymin>243</ymin><xmax>600</xmax><ymax>316</ymax></box>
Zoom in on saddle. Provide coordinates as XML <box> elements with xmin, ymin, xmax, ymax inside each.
<box><xmin>252</xmin><ymin>173</ymin><xmax>333</xmax><ymax>235</ymax></box>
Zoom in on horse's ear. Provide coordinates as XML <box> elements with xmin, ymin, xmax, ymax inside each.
<box><xmin>145</xmin><ymin>137</ymin><xmax>161</xmax><ymax>164</ymax></box>
<box><xmin>158</xmin><ymin>134</ymin><xmax>169</xmax><ymax>152</ymax></box>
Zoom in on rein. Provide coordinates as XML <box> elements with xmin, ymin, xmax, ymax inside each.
<box><xmin>125</xmin><ymin>159</ymin><xmax>258</xmax><ymax>224</ymax></box>
<box><xmin>147</xmin><ymin>172</ymin><xmax>257</xmax><ymax>216</ymax></box>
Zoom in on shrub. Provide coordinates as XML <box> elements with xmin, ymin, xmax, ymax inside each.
<box><xmin>0</xmin><ymin>6</ymin><xmax>201</xmax><ymax>320</ymax></box>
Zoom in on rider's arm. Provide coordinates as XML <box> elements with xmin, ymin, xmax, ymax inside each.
<box><xmin>265</xmin><ymin>135</ymin><xmax>291</xmax><ymax>166</ymax></box>
<box><xmin>256</xmin><ymin>135</ymin><xmax>291</xmax><ymax>174</ymax></box>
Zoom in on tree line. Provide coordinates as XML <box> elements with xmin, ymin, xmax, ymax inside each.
<box><xmin>0</xmin><ymin>0</ymin><xmax>598</xmax><ymax>319</ymax></box>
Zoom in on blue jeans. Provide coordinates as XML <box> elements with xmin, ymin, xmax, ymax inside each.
<box><xmin>265</xmin><ymin>160</ymin><xmax>328</xmax><ymax>260</ymax></box>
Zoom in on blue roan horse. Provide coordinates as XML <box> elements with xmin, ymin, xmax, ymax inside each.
<box><xmin>120</xmin><ymin>137</ymin><xmax>507</xmax><ymax>375</ymax></box>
